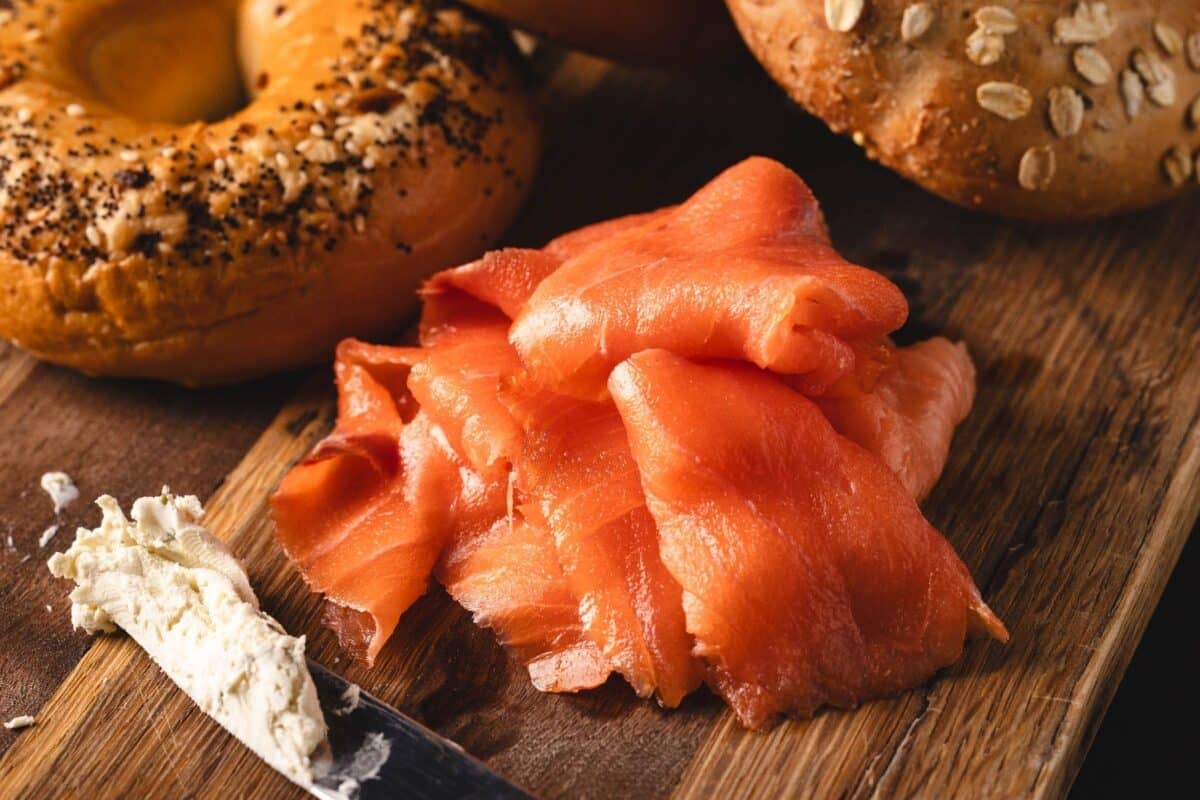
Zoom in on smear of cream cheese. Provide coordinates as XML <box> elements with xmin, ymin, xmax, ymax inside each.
<box><xmin>332</xmin><ymin>683</ymin><xmax>362</xmax><ymax>717</ymax></box>
<box><xmin>47</xmin><ymin>488</ymin><xmax>328</xmax><ymax>790</ymax></box>
<box><xmin>40</xmin><ymin>472</ymin><xmax>79</xmax><ymax>514</ymax></box>
<box><xmin>325</xmin><ymin>732</ymin><xmax>391</xmax><ymax>800</ymax></box>
<box><xmin>3</xmin><ymin>715</ymin><xmax>35</xmax><ymax>730</ymax></box>
<box><xmin>37</xmin><ymin>524</ymin><xmax>59</xmax><ymax>548</ymax></box>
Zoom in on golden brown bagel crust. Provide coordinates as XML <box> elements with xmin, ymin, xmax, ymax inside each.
<box><xmin>461</xmin><ymin>0</ymin><xmax>741</xmax><ymax>67</ymax></box>
<box><xmin>726</xmin><ymin>1</ymin><xmax>1200</xmax><ymax>219</ymax></box>
<box><xmin>0</xmin><ymin>0</ymin><xmax>540</xmax><ymax>384</ymax></box>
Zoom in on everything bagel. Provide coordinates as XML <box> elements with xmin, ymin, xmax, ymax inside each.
<box><xmin>0</xmin><ymin>0</ymin><xmax>539</xmax><ymax>384</ymax></box>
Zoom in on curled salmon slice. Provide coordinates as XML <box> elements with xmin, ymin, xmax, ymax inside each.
<box><xmin>422</xmin><ymin>247</ymin><xmax>563</xmax><ymax>326</ymax></box>
<box><xmin>510</xmin><ymin>157</ymin><xmax>908</xmax><ymax>400</ymax></box>
<box><xmin>406</xmin><ymin>294</ymin><xmax>524</xmax><ymax>476</ymax></box>
<box><xmin>543</xmin><ymin>207</ymin><xmax>674</xmax><ymax>260</ymax></box>
<box><xmin>416</xmin><ymin>310</ymin><xmax>614</xmax><ymax>689</ymax></box>
<box><xmin>503</xmin><ymin>381</ymin><xmax>700</xmax><ymax>706</ymax></box>
<box><xmin>274</xmin><ymin>273</ymin><xmax>612</xmax><ymax>686</ymax></box>
<box><xmin>271</xmin><ymin>339</ymin><xmax>435</xmax><ymax>665</ymax></box>
<box><xmin>437</xmin><ymin>494</ymin><xmax>612</xmax><ymax>694</ymax></box>
<box><xmin>818</xmin><ymin>337</ymin><xmax>977</xmax><ymax>501</ymax></box>
<box><xmin>610</xmin><ymin>349</ymin><xmax>1006</xmax><ymax>729</ymax></box>
<box><xmin>422</xmin><ymin>248</ymin><xmax>697</xmax><ymax>699</ymax></box>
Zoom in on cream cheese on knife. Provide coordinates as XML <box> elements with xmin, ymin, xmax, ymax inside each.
<box><xmin>47</xmin><ymin>489</ymin><xmax>329</xmax><ymax>791</ymax></box>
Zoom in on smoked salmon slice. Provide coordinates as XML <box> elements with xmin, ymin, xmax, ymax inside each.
<box><xmin>437</xmin><ymin>498</ymin><xmax>613</xmax><ymax>694</ymax></box>
<box><xmin>503</xmin><ymin>381</ymin><xmax>700</xmax><ymax>706</ymax></box>
<box><xmin>542</xmin><ymin>208</ymin><xmax>674</xmax><ymax>261</ymax></box>
<box><xmin>609</xmin><ymin>349</ymin><xmax>1007</xmax><ymax>729</ymax></box>
<box><xmin>429</xmin><ymin>246</ymin><xmax>700</xmax><ymax>703</ymax></box>
<box><xmin>406</xmin><ymin>296</ymin><xmax>524</xmax><ymax>477</ymax></box>
<box><xmin>509</xmin><ymin>157</ymin><xmax>908</xmax><ymax>399</ymax></box>
<box><xmin>274</xmin><ymin>333</ymin><xmax>611</xmax><ymax>685</ymax></box>
<box><xmin>274</xmin><ymin>252</ymin><xmax>618</xmax><ymax>686</ymax></box>
<box><xmin>272</xmin><ymin>339</ymin><xmax>450</xmax><ymax>665</ymax></box>
<box><xmin>422</xmin><ymin>248</ymin><xmax>563</xmax><ymax>326</ymax></box>
<box><xmin>426</xmin><ymin>251</ymin><xmax>699</xmax><ymax>703</ymax></box>
<box><xmin>414</xmin><ymin>316</ymin><xmax>614</xmax><ymax>690</ymax></box>
<box><xmin>818</xmin><ymin>337</ymin><xmax>977</xmax><ymax>501</ymax></box>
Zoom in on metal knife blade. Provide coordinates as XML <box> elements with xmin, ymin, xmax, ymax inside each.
<box><xmin>306</xmin><ymin>659</ymin><xmax>534</xmax><ymax>800</ymax></box>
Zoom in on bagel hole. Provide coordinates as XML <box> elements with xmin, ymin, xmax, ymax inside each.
<box><xmin>75</xmin><ymin>0</ymin><xmax>250</xmax><ymax>124</ymax></box>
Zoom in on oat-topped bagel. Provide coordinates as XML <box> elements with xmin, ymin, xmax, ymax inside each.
<box><xmin>0</xmin><ymin>0</ymin><xmax>539</xmax><ymax>385</ymax></box>
<box><xmin>726</xmin><ymin>1</ymin><xmax>1200</xmax><ymax>219</ymax></box>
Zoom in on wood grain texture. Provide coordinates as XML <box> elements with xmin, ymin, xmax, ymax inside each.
<box><xmin>0</xmin><ymin>343</ymin><xmax>35</xmax><ymax>407</ymax></box>
<box><xmin>0</xmin><ymin>54</ymin><xmax>1198</xmax><ymax>800</ymax></box>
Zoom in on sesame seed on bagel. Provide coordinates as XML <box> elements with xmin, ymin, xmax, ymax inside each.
<box><xmin>0</xmin><ymin>0</ymin><xmax>540</xmax><ymax>384</ymax></box>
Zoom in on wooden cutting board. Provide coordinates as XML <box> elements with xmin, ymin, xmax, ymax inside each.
<box><xmin>1</xmin><ymin>50</ymin><xmax>1198</xmax><ymax>800</ymax></box>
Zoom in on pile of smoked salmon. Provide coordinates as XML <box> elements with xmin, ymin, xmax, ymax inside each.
<box><xmin>272</xmin><ymin>157</ymin><xmax>1008</xmax><ymax>729</ymax></box>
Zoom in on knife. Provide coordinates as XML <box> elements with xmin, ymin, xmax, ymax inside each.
<box><xmin>306</xmin><ymin>659</ymin><xmax>535</xmax><ymax>800</ymax></box>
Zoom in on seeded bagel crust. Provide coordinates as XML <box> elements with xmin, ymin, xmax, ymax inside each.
<box><xmin>0</xmin><ymin>0</ymin><xmax>540</xmax><ymax>384</ymax></box>
<box><xmin>726</xmin><ymin>0</ymin><xmax>1200</xmax><ymax>219</ymax></box>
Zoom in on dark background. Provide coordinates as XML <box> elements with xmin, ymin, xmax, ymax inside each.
<box><xmin>1071</xmin><ymin>524</ymin><xmax>1198</xmax><ymax>797</ymax></box>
